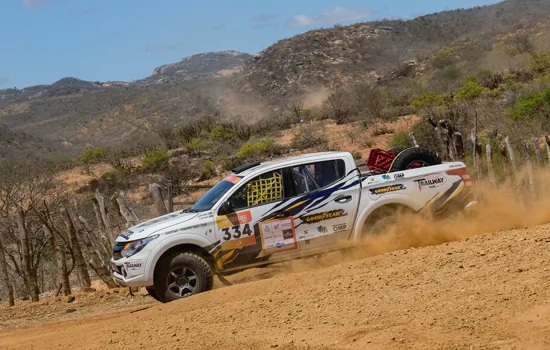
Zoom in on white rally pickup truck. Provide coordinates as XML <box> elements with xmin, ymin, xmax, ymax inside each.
<box><xmin>111</xmin><ymin>147</ymin><xmax>476</xmax><ymax>302</ymax></box>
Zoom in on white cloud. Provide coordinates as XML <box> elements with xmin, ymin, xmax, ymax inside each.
<box><xmin>20</xmin><ymin>0</ymin><xmax>50</xmax><ymax>10</ymax></box>
<box><xmin>286</xmin><ymin>6</ymin><xmax>371</xmax><ymax>28</ymax></box>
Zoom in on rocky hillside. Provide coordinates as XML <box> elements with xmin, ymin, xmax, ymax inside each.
<box><xmin>0</xmin><ymin>123</ymin><xmax>63</xmax><ymax>161</ymax></box>
<box><xmin>238</xmin><ymin>0</ymin><xmax>550</xmax><ymax>102</ymax></box>
<box><xmin>135</xmin><ymin>50</ymin><xmax>252</xmax><ymax>86</ymax></box>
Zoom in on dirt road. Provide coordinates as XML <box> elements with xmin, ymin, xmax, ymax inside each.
<box><xmin>2</xmin><ymin>218</ymin><xmax>550</xmax><ymax>350</ymax></box>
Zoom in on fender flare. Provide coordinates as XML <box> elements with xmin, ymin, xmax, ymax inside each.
<box><xmin>143</xmin><ymin>233</ymin><xmax>215</xmax><ymax>285</ymax></box>
<box><xmin>351</xmin><ymin>195</ymin><xmax>420</xmax><ymax>241</ymax></box>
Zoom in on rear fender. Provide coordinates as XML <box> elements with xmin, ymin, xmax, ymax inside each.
<box><xmin>351</xmin><ymin>195</ymin><xmax>422</xmax><ymax>241</ymax></box>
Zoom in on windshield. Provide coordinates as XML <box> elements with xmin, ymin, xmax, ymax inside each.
<box><xmin>189</xmin><ymin>179</ymin><xmax>236</xmax><ymax>212</ymax></box>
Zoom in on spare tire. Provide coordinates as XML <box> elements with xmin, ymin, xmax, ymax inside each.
<box><xmin>387</xmin><ymin>147</ymin><xmax>405</xmax><ymax>156</ymax></box>
<box><xmin>388</xmin><ymin>147</ymin><xmax>441</xmax><ymax>172</ymax></box>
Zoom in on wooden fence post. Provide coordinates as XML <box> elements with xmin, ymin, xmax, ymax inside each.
<box><xmin>545</xmin><ymin>136</ymin><xmax>550</xmax><ymax>168</ymax></box>
<box><xmin>167</xmin><ymin>182</ymin><xmax>174</xmax><ymax>213</ymax></box>
<box><xmin>486</xmin><ymin>144</ymin><xmax>496</xmax><ymax>186</ymax></box>
<box><xmin>533</xmin><ymin>137</ymin><xmax>543</xmax><ymax>166</ymax></box>
<box><xmin>115</xmin><ymin>191</ymin><xmax>140</xmax><ymax>226</ymax></box>
<box><xmin>522</xmin><ymin>140</ymin><xmax>537</xmax><ymax>199</ymax></box>
<box><xmin>149</xmin><ymin>183</ymin><xmax>168</xmax><ymax>216</ymax></box>
<box><xmin>93</xmin><ymin>190</ymin><xmax>116</xmax><ymax>244</ymax></box>
<box><xmin>504</xmin><ymin>136</ymin><xmax>518</xmax><ymax>175</ymax></box>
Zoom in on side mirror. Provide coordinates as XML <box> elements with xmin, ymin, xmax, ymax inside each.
<box><xmin>219</xmin><ymin>201</ymin><xmax>235</xmax><ymax>215</ymax></box>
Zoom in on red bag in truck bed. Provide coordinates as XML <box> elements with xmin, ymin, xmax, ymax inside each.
<box><xmin>366</xmin><ymin>148</ymin><xmax>397</xmax><ymax>173</ymax></box>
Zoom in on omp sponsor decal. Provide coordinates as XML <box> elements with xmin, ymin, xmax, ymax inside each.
<box><xmin>414</xmin><ymin>174</ymin><xmax>447</xmax><ymax>191</ymax></box>
<box><xmin>216</xmin><ymin>210</ymin><xmax>252</xmax><ymax>229</ymax></box>
<box><xmin>333</xmin><ymin>223</ymin><xmax>347</xmax><ymax>233</ymax></box>
<box><xmin>394</xmin><ymin>173</ymin><xmax>405</xmax><ymax>179</ymax></box>
<box><xmin>369</xmin><ymin>184</ymin><xmax>406</xmax><ymax>194</ymax></box>
<box><xmin>300</xmin><ymin>209</ymin><xmax>347</xmax><ymax>224</ymax></box>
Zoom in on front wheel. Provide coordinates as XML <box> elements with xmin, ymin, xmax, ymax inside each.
<box><xmin>153</xmin><ymin>252</ymin><xmax>214</xmax><ymax>303</ymax></box>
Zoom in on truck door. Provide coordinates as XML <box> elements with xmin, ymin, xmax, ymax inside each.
<box><xmin>214</xmin><ymin>168</ymin><xmax>301</xmax><ymax>271</ymax></box>
<box><xmin>285</xmin><ymin>158</ymin><xmax>361</xmax><ymax>250</ymax></box>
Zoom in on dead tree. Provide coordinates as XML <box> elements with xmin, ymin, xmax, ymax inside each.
<box><xmin>43</xmin><ymin>224</ymin><xmax>71</xmax><ymax>296</ymax></box>
<box><xmin>17</xmin><ymin>210</ymin><xmax>40</xmax><ymax>302</ymax></box>
<box><xmin>61</xmin><ymin>206</ymin><xmax>91</xmax><ymax>288</ymax></box>
<box><xmin>0</xmin><ymin>235</ymin><xmax>15</xmax><ymax>306</ymax></box>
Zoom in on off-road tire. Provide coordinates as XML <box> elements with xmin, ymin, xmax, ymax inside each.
<box><xmin>145</xmin><ymin>286</ymin><xmax>161</xmax><ymax>302</ymax></box>
<box><xmin>153</xmin><ymin>252</ymin><xmax>214</xmax><ymax>303</ymax></box>
<box><xmin>389</xmin><ymin>147</ymin><xmax>441</xmax><ymax>173</ymax></box>
<box><xmin>387</xmin><ymin>147</ymin><xmax>405</xmax><ymax>156</ymax></box>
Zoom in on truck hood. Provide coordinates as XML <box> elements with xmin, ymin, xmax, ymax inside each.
<box><xmin>116</xmin><ymin>211</ymin><xmax>199</xmax><ymax>243</ymax></box>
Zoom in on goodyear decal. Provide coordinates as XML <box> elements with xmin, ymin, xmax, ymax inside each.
<box><xmin>369</xmin><ymin>184</ymin><xmax>406</xmax><ymax>195</ymax></box>
<box><xmin>300</xmin><ymin>209</ymin><xmax>347</xmax><ymax>225</ymax></box>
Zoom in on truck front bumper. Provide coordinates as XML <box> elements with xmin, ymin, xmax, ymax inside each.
<box><xmin>110</xmin><ymin>255</ymin><xmax>151</xmax><ymax>288</ymax></box>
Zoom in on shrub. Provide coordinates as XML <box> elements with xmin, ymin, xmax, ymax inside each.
<box><xmin>454</xmin><ymin>79</ymin><xmax>486</xmax><ymax>100</ymax></box>
<box><xmin>197</xmin><ymin>160</ymin><xmax>216</xmax><ymax>181</ymax></box>
<box><xmin>237</xmin><ymin>138</ymin><xmax>275</xmax><ymax>159</ymax></box>
<box><xmin>210</xmin><ymin>125</ymin><xmax>235</xmax><ymax>141</ymax></box>
<box><xmin>352</xmin><ymin>151</ymin><xmax>363</xmax><ymax>160</ymax></box>
<box><xmin>431</xmin><ymin>49</ymin><xmax>455</xmax><ymax>69</ymax></box>
<box><xmin>184</xmin><ymin>138</ymin><xmax>203</xmax><ymax>156</ymax></box>
<box><xmin>529</xmin><ymin>52</ymin><xmax>550</xmax><ymax>74</ymax></box>
<box><xmin>290</xmin><ymin>130</ymin><xmax>327</xmax><ymax>150</ymax></box>
<box><xmin>411</xmin><ymin>91</ymin><xmax>449</xmax><ymax>111</ymax></box>
<box><xmin>509</xmin><ymin>89</ymin><xmax>550</xmax><ymax>125</ymax></box>
<box><xmin>142</xmin><ymin>150</ymin><xmax>170</xmax><ymax>170</ymax></box>
<box><xmin>372</xmin><ymin>126</ymin><xmax>394</xmax><ymax>136</ymax></box>
<box><xmin>79</xmin><ymin>147</ymin><xmax>105</xmax><ymax>164</ymax></box>
<box><xmin>389</xmin><ymin>132</ymin><xmax>411</xmax><ymax>149</ymax></box>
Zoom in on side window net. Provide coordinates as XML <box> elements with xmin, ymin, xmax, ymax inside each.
<box><xmin>247</xmin><ymin>171</ymin><xmax>283</xmax><ymax>207</ymax></box>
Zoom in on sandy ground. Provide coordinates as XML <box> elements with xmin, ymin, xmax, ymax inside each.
<box><xmin>2</xmin><ymin>216</ymin><xmax>550</xmax><ymax>349</ymax></box>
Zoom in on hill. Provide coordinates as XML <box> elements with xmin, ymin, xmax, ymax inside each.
<box><xmin>238</xmin><ymin>0</ymin><xmax>550</xmax><ymax>102</ymax></box>
<box><xmin>2</xmin><ymin>0</ymin><xmax>550</xmax><ymax>159</ymax></box>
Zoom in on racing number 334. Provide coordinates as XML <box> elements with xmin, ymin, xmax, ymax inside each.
<box><xmin>221</xmin><ymin>224</ymin><xmax>253</xmax><ymax>240</ymax></box>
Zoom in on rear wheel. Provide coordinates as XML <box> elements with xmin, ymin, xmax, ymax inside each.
<box><xmin>361</xmin><ymin>205</ymin><xmax>415</xmax><ymax>237</ymax></box>
<box><xmin>153</xmin><ymin>252</ymin><xmax>214</xmax><ymax>303</ymax></box>
<box><xmin>389</xmin><ymin>147</ymin><xmax>441</xmax><ymax>172</ymax></box>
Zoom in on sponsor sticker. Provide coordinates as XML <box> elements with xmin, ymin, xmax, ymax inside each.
<box><xmin>125</xmin><ymin>260</ymin><xmax>143</xmax><ymax>270</ymax></box>
<box><xmin>300</xmin><ymin>209</ymin><xmax>348</xmax><ymax>224</ymax></box>
<box><xmin>333</xmin><ymin>223</ymin><xmax>347</xmax><ymax>233</ymax></box>
<box><xmin>394</xmin><ymin>173</ymin><xmax>405</xmax><ymax>179</ymax></box>
<box><xmin>316</xmin><ymin>226</ymin><xmax>328</xmax><ymax>234</ymax></box>
<box><xmin>216</xmin><ymin>210</ymin><xmax>252</xmax><ymax>229</ymax></box>
<box><xmin>414</xmin><ymin>174</ymin><xmax>447</xmax><ymax>191</ymax></box>
<box><xmin>368</xmin><ymin>184</ymin><xmax>406</xmax><ymax>200</ymax></box>
<box><xmin>224</xmin><ymin>175</ymin><xmax>241</xmax><ymax>184</ymax></box>
<box><xmin>382</xmin><ymin>174</ymin><xmax>391</xmax><ymax>180</ymax></box>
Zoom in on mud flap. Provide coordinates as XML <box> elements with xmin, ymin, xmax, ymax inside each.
<box><xmin>216</xmin><ymin>272</ymin><xmax>234</xmax><ymax>286</ymax></box>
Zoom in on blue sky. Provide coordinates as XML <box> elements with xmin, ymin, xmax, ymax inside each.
<box><xmin>1</xmin><ymin>0</ymin><xmax>502</xmax><ymax>88</ymax></box>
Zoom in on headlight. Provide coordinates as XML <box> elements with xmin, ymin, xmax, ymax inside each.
<box><xmin>121</xmin><ymin>235</ymin><xmax>159</xmax><ymax>258</ymax></box>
